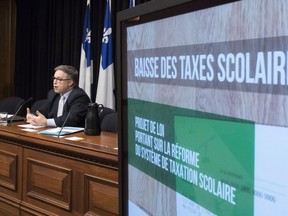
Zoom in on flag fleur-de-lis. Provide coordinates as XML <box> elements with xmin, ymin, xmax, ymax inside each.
<box><xmin>79</xmin><ymin>0</ymin><xmax>92</xmax><ymax>98</ymax></box>
<box><xmin>85</xmin><ymin>29</ymin><xmax>91</xmax><ymax>44</ymax></box>
<box><xmin>102</xmin><ymin>27</ymin><xmax>112</xmax><ymax>44</ymax></box>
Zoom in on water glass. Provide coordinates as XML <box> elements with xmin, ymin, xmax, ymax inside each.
<box><xmin>0</xmin><ymin>112</ymin><xmax>8</xmax><ymax>126</ymax></box>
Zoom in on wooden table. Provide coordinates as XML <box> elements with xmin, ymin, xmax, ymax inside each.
<box><xmin>0</xmin><ymin>122</ymin><xmax>118</xmax><ymax>216</ymax></box>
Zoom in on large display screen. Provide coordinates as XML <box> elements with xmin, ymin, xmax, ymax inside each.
<box><xmin>118</xmin><ymin>0</ymin><xmax>288</xmax><ymax>215</ymax></box>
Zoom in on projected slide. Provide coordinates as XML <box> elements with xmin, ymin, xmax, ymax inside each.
<box><xmin>125</xmin><ymin>0</ymin><xmax>288</xmax><ymax>215</ymax></box>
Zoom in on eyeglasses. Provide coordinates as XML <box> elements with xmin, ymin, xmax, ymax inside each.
<box><xmin>52</xmin><ymin>76</ymin><xmax>71</xmax><ymax>83</ymax></box>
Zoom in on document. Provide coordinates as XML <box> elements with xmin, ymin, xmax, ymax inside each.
<box><xmin>38</xmin><ymin>127</ymin><xmax>84</xmax><ymax>136</ymax></box>
<box><xmin>18</xmin><ymin>124</ymin><xmax>45</xmax><ymax>129</ymax></box>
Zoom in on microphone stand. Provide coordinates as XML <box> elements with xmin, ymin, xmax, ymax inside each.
<box><xmin>57</xmin><ymin>110</ymin><xmax>72</xmax><ymax>137</ymax></box>
<box><xmin>8</xmin><ymin>97</ymin><xmax>33</xmax><ymax>126</ymax></box>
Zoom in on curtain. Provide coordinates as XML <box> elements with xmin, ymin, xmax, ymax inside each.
<box><xmin>14</xmin><ymin>0</ymin><xmax>150</xmax><ymax>103</ymax></box>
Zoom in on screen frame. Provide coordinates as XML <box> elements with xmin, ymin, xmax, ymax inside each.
<box><xmin>116</xmin><ymin>0</ymin><xmax>240</xmax><ymax>215</ymax></box>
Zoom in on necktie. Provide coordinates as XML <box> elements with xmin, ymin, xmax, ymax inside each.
<box><xmin>57</xmin><ymin>95</ymin><xmax>65</xmax><ymax>117</ymax></box>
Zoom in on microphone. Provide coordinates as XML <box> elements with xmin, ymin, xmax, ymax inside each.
<box><xmin>57</xmin><ymin>110</ymin><xmax>72</xmax><ymax>137</ymax></box>
<box><xmin>8</xmin><ymin>97</ymin><xmax>33</xmax><ymax>126</ymax></box>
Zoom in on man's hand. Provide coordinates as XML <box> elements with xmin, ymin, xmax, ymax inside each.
<box><xmin>26</xmin><ymin>108</ymin><xmax>47</xmax><ymax>126</ymax></box>
<box><xmin>26</xmin><ymin>108</ymin><xmax>36</xmax><ymax>124</ymax></box>
<box><xmin>33</xmin><ymin>111</ymin><xmax>47</xmax><ymax>126</ymax></box>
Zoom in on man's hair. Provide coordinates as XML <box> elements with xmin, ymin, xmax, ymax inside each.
<box><xmin>54</xmin><ymin>65</ymin><xmax>79</xmax><ymax>87</ymax></box>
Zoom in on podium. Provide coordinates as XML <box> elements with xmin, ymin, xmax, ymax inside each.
<box><xmin>0</xmin><ymin>122</ymin><xmax>118</xmax><ymax>215</ymax></box>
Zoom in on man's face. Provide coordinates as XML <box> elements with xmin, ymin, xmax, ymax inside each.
<box><xmin>52</xmin><ymin>70</ymin><xmax>73</xmax><ymax>94</ymax></box>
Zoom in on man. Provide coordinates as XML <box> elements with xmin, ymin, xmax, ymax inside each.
<box><xmin>26</xmin><ymin>65</ymin><xmax>91</xmax><ymax>127</ymax></box>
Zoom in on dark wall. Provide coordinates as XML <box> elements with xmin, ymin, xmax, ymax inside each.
<box><xmin>0</xmin><ymin>0</ymin><xmax>151</xmax><ymax>101</ymax></box>
<box><xmin>0</xmin><ymin>0</ymin><xmax>16</xmax><ymax>99</ymax></box>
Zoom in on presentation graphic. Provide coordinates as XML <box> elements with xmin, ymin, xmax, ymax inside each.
<box><xmin>129</xmin><ymin>100</ymin><xmax>255</xmax><ymax>215</ymax></box>
<box><xmin>124</xmin><ymin>0</ymin><xmax>288</xmax><ymax>215</ymax></box>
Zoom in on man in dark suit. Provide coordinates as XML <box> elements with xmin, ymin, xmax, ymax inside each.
<box><xmin>26</xmin><ymin>65</ymin><xmax>91</xmax><ymax>127</ymax></box>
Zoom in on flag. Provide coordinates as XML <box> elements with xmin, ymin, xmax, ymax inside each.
<box><xmin>79</xmin><ymin>0</ymin><xmax>93</xmax><ymax>98</ymax></box>
<box><xmin>96</xmin><ymin>0</ymin><xmax>115</xmax><ymax>109</ymax></box>
<box><xmin>129</xmin><ymin>0</ymin><xmax>135</xmax><ymax>8</ymax></box>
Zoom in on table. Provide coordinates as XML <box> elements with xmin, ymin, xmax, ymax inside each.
<box><xmin>0</xmin><ymin>122</ymin><xmax>118</xmax><ymax>216</ymax></box>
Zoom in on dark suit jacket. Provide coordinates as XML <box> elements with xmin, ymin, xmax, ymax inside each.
<box><xmin>38</xmin><ymin>87</ymin><xmax>91</xmax><ymax>127</ymax></box>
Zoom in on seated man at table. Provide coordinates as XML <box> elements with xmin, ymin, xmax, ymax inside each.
<box><xmin>26</xmin><ymin>65</ymin><xmax>91</xmax><ymax>127</ymax></box>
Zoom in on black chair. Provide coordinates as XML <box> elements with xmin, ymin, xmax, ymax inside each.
<box><xmin>0</xmin><ymin>97</ymin><xmax>25</xmax><ymax>116</ymax></box>
<box><xmin>31</xmin><ymin>99</ymin><xmax>48</xmax><ymax>114</ymax></box>
<box><xmin>99</xmin><ymin>107</ymin><xmax>116</xmax><ymax>122</ymax></box>
<box><xmin>101</xmin><ymin>112</ymin><xmax>118</xmax><ymax>133</ymax></box>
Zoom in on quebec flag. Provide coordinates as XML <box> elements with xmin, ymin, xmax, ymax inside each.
<box><xmin>129</xmin><ymin>0</ymin><xmax>135</xmax><ymax>8</ymax></box>
<box><xmin>79</xmin><ymin>0</ymin><xmax>93</xmax><ymax>98</ymax></box>
<box><xmin>96</xmin><ymin>0</ymin><xmax>115</xmax><ymax>109</ymax></box>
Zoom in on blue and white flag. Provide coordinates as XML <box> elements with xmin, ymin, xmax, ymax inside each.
<box><xmin>96</xmin><ymin>0</ymin><xmax>115</xmax><ymax>109</ymax></box>
<box><xmin>129</xmin><ymin>0</ymin><xmax>135</xmax><ymax>8</ymax></box>
<box><xmin>79</xmin><ymin>0</ymin><xmax>93</xmax><ymax>98</ymax></box>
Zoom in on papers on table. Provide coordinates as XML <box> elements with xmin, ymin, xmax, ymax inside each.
<box><xmin>8</xmin><ymin>115</ymin><xmax>25</xmax><ymax>122</ymax></box>
<box><xmin>18</xmin><ymin>124</ymin><xmax>45</xmax><ymax>129</ymax></box>
<box><xmin>17</xmin><ymin>124</ymin><xmax>84</xmax><ymax>139</ymax></box>
<box><xmin>38</xmin><ymin>127</ymin><xmax>84</xmax><ymax>136</ymax></box>
<box><xmin>18</xmin><ymin>124</ymin><xmax>46</xmax><ymax>132</ymax></box>
<box><xmin>65</xmin><ymin>136</ymin><xmax>84</xmax><ymax>141</ymax></box>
